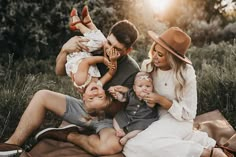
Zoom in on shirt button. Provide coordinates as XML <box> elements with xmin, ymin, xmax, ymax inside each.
<box><xmin>137</xmin><ymin>105</ymin><xmax>140</xmax><ymax>108</ymax></box>
<box><xmin>133</xmin><ymin>111</ymin><xmax>136</xmax><ymax>114</ymax></box>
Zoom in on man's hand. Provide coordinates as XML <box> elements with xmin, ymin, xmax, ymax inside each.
<box><xmin>61</xmin><ymin>36</ymin><xmax>90</xmax><ymax>54</ymax></box>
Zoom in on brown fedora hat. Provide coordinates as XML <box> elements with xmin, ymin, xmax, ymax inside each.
<box><xmin>148</xmin><ymin>27</ymin><xmax>192</xmax><ymax>64</ymax></box>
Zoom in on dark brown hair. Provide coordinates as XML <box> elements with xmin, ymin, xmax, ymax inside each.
<box><xmin>109</xmin><ymin>20</ymin><xmax>139</xmax><ymax>48</ymax></box>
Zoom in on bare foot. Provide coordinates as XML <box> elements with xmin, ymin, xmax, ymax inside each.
<box><xmin>116</xmin><ymin>130</ymin><xmax>125</xmax><ymax>137</ymax></box>
<box><xmin>120</xmin><ymin>137</ymin><xmax>128</xmax><ymax>145</ymax></box>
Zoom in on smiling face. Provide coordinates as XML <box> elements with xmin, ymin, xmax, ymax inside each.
<box><xmin>83</xmin><ymin>82</ymin><xmax>108</xmax><ymax>112</ymax></box>
<box><xmin>103</xmin><ymin>33</ymin><xmax>131</xmax><ymax>59</ymax></box>
<box><xmin>150</xmin><ymin>43</ymin><xmax>171</xmax><ymax>71</ymax></box>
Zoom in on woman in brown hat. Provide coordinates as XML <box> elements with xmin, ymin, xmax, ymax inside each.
<box><xmin>123</xmin><ymin>27</ymin><xmax>228</xmax><ymax>157</ymax></box>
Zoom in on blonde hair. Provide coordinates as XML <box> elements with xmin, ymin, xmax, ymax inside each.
<box><xmin>149</xmin><ymin>43</ymin><xmax>186</xmax><ymax>101</ymax></box>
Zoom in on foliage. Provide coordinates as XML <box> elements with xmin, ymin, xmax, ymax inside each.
<box><xmin>189</xmin><ymin>42</ymin><xmax>236</xmax><ymax>128</ymax></box>
<box><xmin>0</xmin><ymin>0</ymin><xmax>235</xmax><ymax>60</ymax></box>
<box><xmin>118</xmin><ymin>0</ymin><xmax>236</xmax><ymax>46</ymax></box>
<box><xmin>0</xmin><ymin>0</ymin><xmax>121</xmax><ymax>60</ymax></box>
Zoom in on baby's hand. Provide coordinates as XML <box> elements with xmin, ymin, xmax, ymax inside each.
<box><xmin>109</xmin><ymin>90</ymin><xmax>126</xmax><ymax>102</ymax></box>
<box><xmin>108</xmin><ymin>87</ymin><xmax>118</xmax><ymax>99</ymax></box>
<box><xmin>108</xmin><ymin>48</ymin><xmax>120</xmax><ymax>62</ymax></box>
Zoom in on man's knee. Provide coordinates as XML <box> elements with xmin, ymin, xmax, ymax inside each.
<box><xmin>95</xmin><ymin>139</ymin><xmax>122</xmax><ymax>155</ymax></box>
<box><xmin>96</xmin><ymin>128</ymin><xmax>123</xmax><ymax>155</ymax></box>
<box><xmin>34</xmin><ymin>89</ymin><xmax>51</xmax><ymax>99</ymax></box>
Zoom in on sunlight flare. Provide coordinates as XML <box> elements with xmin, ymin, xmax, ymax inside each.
<box><xmin>149</xmin><ymin>0</ymin><xmax>172</xmax><ymax>13</ymax></box>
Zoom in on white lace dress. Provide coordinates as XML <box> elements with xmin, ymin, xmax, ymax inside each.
<box><xmin>123</xmin><ymin>60</ymin><xmax>216</xmax><ymax>157</ymax></box>
<box><xmin>65</xmin><ymin>30</ymin><xmax>106</xmax><ymax>78</ymax></box>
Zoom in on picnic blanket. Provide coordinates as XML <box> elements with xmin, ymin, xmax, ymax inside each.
<box><xmin>20</xmin><ymin>110</ymin><xmax>236</xmax><ymax>157</ymax></box>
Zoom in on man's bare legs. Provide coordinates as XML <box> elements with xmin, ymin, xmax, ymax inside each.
<box><xmin>5</xmin><ymin>90</ymin><xmax>67</xmax><ymax>146</ymax></box>
<box><xmin>67</xmin><ymin>127</ymin><xmax>123</xmax><ymax>156</ymax></box>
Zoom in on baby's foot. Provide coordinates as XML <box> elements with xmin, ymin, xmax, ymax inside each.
<box><xmin>120</xmin><ymin>136</ymin><xmax>129</xmax><ymax>145</ymax></box>
<box><xmin>116</xmin><ymin>130</ymin><xmax>125</xmax><ymax>137</ymax></box>
<box><xmin>81</xmin><ymin>6</ymin><xmax>97</xmax><ymax>30</ymax></box>
<box><xmin>69</xmin><ymin>8</ymin><xmax>82</xmax><ymax>31</ymax></box>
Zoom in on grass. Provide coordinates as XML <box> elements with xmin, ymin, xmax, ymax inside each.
<box><xmin>0</xmin><ymin>41</ymin><xmax>235</xmax><ymax>152</ymax></box>
<box><xmin>0</xmin><ymin>55</ymin><xmax>79</xmax><ymax>150</ymax></box>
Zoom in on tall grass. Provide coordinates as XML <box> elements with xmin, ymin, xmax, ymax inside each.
<box><xmin>189</xmin><ymin>42</ymin><xmax>236</xmax><ymax>128</ymax></box>
<box><xmin>0</xmin><ymin>41</ymin><xmax>235</xmax><ymax>150</ymax></box>
<box><xmin>0</xmin><ymin>54</ymin><xmax>78</xmax><ymax>150</ymax></box>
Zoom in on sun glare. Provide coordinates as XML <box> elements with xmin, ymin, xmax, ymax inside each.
<box><xmin>149</xmin><ymin>0</ymin><xmax>172</xmax><ymax>13</ymax></box>
<box><xmin>221</xmin><ymin>0</ymin><xmax>236</xmax><ymax>13</ymax></box>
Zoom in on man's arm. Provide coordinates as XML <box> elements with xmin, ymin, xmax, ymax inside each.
<box><xmin>55</xmin><ymin>48</ymin><xmax>67</xmax><ymax>75</ymax></box>
<box><xmin>55</xmin><ymin>36</ymin><xmax>89</xmax><ymax>76</ymax></box>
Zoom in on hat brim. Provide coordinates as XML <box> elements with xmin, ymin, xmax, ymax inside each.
<box><xmin>148</xmin><ymin>31</ymin><xmax>192</xmax><ymax>64</ymax></box>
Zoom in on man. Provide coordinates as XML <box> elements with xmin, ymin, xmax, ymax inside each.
<box><xmin>0</xmin><ymin>20</ymin><xmax>140</xmax><ymax>156</ymax></box>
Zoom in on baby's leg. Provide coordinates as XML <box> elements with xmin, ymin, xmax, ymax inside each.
<box><xmin>81</xmin><ymin>6</ymin><xmax>97</xmax><ymax>30</ymax></box>
<box><xmin>113</xmin><ymin>119</ymin><xmax>126</xmax><ymax>137</ymax></box>
<box><xmin>120</xmin><ymin>130</ymin><xmax>142</xmax><ymax>145</ymax></box>
<box><xmin>72</xmin><ymin>59</ymin><xmax>90</xmax><ymax>88</ymax></box>
<box><xmin>70</xmin><ymin>8</ymin><xmax>90</xmax><ymax>34</ymax></box>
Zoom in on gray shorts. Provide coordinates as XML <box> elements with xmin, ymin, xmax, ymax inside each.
<box><xmin>63</xmin><ymin>95</ymin><xmax>113</xmax><ymax>133</ymax></box>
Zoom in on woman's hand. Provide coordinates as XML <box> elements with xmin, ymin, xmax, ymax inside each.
<box><xmin>142</xmin><ymin>92</ymin><xmax>159</xmax><ymax>106</ymax></box>
<box><xmin>61</xmin><ymin>36</ymin><xmax>89</xmax><ymax>54</ymax></box>
<box><xmin>143</xmin><ymin>92</ymin><xmax>172</xmax><ymax>109</ymax></box>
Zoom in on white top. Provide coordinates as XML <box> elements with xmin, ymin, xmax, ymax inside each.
<box><xmin>152</xmin><ymin>64</ymin><xmax>197</xmax><ymax>121</ymax></box>
<box><xmin>123</xmin><ymin>59</ymin><xmax>216</xmax><ymax>157</ymax></box>
<box><xmin>65</xmin><ymin>30</ymin><xmax>106</xmax><ymax>78</ymax></box>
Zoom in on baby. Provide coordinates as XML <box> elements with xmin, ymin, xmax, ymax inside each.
<box><xmin>66</xmin><ymin>6</ymin><xmax>119</xmax><ymax>92</ymax></box>
<box><xmin>109</xmin><ymin>71</ymin><xmax>159</xmax><ymax>145</ymax></box>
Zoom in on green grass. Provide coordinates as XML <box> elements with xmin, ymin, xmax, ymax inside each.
<box><xmin>0</xmin><ymin>41</ymin><xmax>235</xmax><ymax>151</ymax></box>
<box><xmin>0</xmin><ymin>55</ymin><xmax>79</xmax><ymax>150</ymax></box>
<box><xmin>189</xmin><ymin>42</ymin><xmax>236</xmax><ymax>128</ymax></box>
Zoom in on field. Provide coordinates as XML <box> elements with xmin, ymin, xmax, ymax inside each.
<box><xmin>0</xmin><ymin>41</ymin><xmax>235</xmax><ymax>151</ymax></box>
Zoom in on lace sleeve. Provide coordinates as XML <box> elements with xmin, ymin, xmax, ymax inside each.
<box><xmin>168</xmin><ymin>65</ymin><xmax>197</xmax><ymax>121</ymax></box>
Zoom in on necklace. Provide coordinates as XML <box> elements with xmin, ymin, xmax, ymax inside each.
<box><xmin>158</xmin><ymin>69</ymin><xmax>172</xmax><ymax>87</ymax></box>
